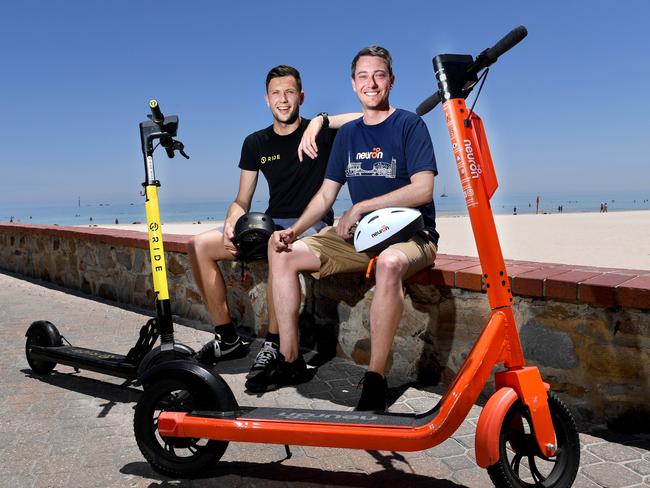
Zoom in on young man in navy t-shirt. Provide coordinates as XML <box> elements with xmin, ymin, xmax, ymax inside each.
<box><xmin>252</xmin><ymin>47</ymin><xmax>438</xmax><ymax>411</ymax></box>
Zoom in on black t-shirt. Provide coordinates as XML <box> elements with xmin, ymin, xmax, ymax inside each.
<box><xmin>238</xmin><ymin>118</ymin><xmax>336</xmax><ymax>224</ymax></box>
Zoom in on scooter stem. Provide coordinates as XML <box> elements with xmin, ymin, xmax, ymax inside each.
<box><xmin>443</xmin><ymin>99</ymin><xmax>525</xmax><ymax>367</ymax></box>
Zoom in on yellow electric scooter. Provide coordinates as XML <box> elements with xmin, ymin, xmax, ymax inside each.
<box><xmin>25</xmin><ymin>100</ymin><xmax>194</xmax><ymax>381</ymax></box>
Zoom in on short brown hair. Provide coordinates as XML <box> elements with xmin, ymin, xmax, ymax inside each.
<box><xmin>265</xmin><ymin>65</ymin><xmax>302</xmax><ymax>92</ymax></box>
<box><xmin>351</xmin><ymin>46</ymin><xmax>393</xmax><ymax>78</ymax></box>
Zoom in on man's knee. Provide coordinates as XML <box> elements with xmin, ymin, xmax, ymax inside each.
<box><xmin>268</xmin><ymin>245</ymin><xmax>294</xmax><ymax>272</ymax></box>
<box><xmin>189</xmin><ymin>231</ymin><xmax>228</xmax><ymax>262</ymax></box>
<box><xmin>375</xmin><ymin>252</ymin><xmax>408</xmax><ymax>282</ymax></box>
<box><xmin>269</xmin><ymin>240</ymin><xmax>318</xmax><ymax>274</ymax></box>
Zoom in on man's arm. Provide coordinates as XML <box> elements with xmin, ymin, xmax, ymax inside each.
<box><xmin>222</xmin><ymin>169</ymin><xmax>258</xmax><ymax>253</ymax></box>
<box><xmin>298</xmin><ymin>113</ymin><xmax>362</xmax><ymax>161</ymax></box>
<box><xmin>336</xmin><ymin>171</ymin><xmax>435</xmax><ymax>239</ymax></box>
<box><xmin>272</xmin><ymin>179</ymin><xmax>342</xmax><ymax>251</ymax></box>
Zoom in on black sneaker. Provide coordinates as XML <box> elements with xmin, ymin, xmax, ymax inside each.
<box><xmin>246</xmin><ymin>341</ymin><xmax>280</xmax><ymax>380</ymax></box>
<box><xmin>355</xmin><ymin>371</ymin><xmax>388</xmax><ymax>411</ymax></box>
<box><xmin>245</xmin><ymin>353</ymin><xmax>309</xmax><ymax>393</ymax></box>
<box><xmin>196</xmin><ymin>334</ymin><xmax>250</xmax><ymax>364</ymax></box>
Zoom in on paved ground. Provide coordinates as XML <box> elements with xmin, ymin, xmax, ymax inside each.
<box><xmin>1</xmin><ymin>270</ymin><xmax>649</xmax><ymax>488</ymax></box>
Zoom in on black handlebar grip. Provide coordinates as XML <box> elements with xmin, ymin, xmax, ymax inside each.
<box><xmin>416</xmin><ymin>92</ymin><xmax>441</xmax><ymax>116</ymax></box>
<box><xmin>149</xmin><ymin>99</ymin><xmax>165</xmax><ymax>125</ymax></box>
<box><xmin>484</xmin><ymin>25</ymin><xmax>528</xmax><ymax>63</ymax></box>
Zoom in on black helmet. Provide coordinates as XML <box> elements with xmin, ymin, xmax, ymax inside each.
<box><xmin>233</xmin><ymin>212</ymin><xmax>275</xmax><ymax>261</ymax></box>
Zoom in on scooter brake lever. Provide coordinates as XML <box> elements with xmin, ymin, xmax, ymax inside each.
<box><xmin>174</xmin><ymin>140</ymin><xmax>190</xmax><ymax>159</ymax></box>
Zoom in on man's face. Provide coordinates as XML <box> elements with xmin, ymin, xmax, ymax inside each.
<box><xmin>265</xmin><ymin>76</ymin><xmax>303</xmax><ymax>124</ymax></box>
<box><xmin>351</xmin><ymin>55</ymin><xmax>394</xmax><ymax>111</ymax></box>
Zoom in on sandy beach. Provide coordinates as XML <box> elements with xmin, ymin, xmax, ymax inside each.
<box><xmin>97</xmin><ymin>210</ymin><xmax>650</xmax><ymax>271</ymax></box>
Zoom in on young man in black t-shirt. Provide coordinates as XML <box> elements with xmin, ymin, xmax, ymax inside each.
<box><xmin>188</xmin><ymin>65</ymin><xmax>359</xmax><ymax>371</ymax></box>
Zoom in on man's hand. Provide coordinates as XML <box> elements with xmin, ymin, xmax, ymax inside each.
<box><xmin>271</xmin><ymin>228</ymin><xmax>297</xmax><ymax>253</ymax></box>
<box><xmin>297</xmin><ymin>116</ymin><xmax>324</xmax><ymax>162</ymax></box>
<box><xmin>223</xmin><ymin>222</ymin><xmax>238</xmax><ymax>257</ymax></box>
<box><xmin>336</xmin><ymin>206</ymin><xmax>361</xmax><ymax>240</ymax></box>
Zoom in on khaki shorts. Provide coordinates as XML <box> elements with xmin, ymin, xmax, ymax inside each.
<box><xmin>301</xmin><ymin>226</ymin><xmax>437</xmax><ymax>279</ymax></box>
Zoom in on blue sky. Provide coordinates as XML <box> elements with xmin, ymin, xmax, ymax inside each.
<box><xmin>1</xmin><ymin>0</ymin><xmax>649</xmax><ymax>206</ymax></box>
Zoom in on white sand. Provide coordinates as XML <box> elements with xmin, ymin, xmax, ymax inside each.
<box><xmin>97</xmin><ymin>210</ymin><xmax>650</xmax><ymax>271</ymax></box>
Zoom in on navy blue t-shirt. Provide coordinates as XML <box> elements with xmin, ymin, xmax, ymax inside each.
<box><xmin>325</xmin><ymin>109</ymin><xmax>439</xmax><ymax>244</ymax></box>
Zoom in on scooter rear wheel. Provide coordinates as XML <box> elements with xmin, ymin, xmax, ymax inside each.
<box><xmin>487</xmin><ymin>392</ymin><xmax>580</xmax><ymax>488</ymax></box>
<box><xmin>134</xmin><ymin>378</ymin><xmax>228</xmax><ymax>477</ymax></box>
<box><xmin>25</xmin><ymin>320</ymin><xmax>62</xmax><ymax>374</ymax></box>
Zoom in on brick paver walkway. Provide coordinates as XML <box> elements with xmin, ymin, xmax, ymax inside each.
<box><xmin>1</xmin><ymin>271</ymin><xmax>648</xmax><ymax>487</ymax></box>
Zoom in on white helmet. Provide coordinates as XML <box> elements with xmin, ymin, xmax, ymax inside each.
<box><xmin>354</xmin><ymin>207</ymin><xmax>424</xmax><ymax>253</ymax></box>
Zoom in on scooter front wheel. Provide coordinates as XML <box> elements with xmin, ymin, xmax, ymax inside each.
<box><xmin>134</xmin><ymin>378</ymin><xmax>228</xmax><ymax>477</ymax></box>
<box><xmin>487</xmin><ymin>392</ymin><xmax>580</xmax><ymax>488</ymax></box>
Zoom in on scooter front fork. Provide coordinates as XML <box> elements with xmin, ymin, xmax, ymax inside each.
<box><xmin>475</xmin><ymin>367</ymin><xmax>556</xmax><ymax>467</ymax></box>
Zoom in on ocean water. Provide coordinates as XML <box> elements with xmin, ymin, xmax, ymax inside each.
<box><xmin>2</xmin><ymin>192</ymin><xmax>649</xmax><ymax>227</ymax></box>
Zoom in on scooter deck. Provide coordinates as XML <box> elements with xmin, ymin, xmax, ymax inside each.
<box><xmin>28</xmin><ymin>345</ymin><xmax>137</xmax><ymax>379</ymax></box>
<box><xmin>190</xmin><ymin>404</ymin><xmax>441</xmax><ymax>427</ymax></box>
<box><xmin>159</xmin><ymin>401</ymin><xmax>452</xmax><ymax>451</ymax></box>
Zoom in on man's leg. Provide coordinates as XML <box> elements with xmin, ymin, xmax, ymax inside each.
<box><xmin>270</xmin><ymin>240</ymin><xmax>321</xmax><ymax>362</ymax></box>
<box><xmin>356</xmin><ymin>249</ymin><xmax>410</xmax><ymax>411</ymax></box>
<box><xmin>187</xmin><ymin>230</ymin><xmax>248</xmax><ymax>362</ymax></box>
<box><xmin>248</xmin><ymin>220</ymin><xmax>326</xmax><ymax>385</ymax></box>
<box><xmin>245</xmin><ymin>261</ymin><xmax>282</xmax><ymax>381</ymax></box>
<box><xmin>368</xmin><ymin>249</ymin><xmax>410</xmax><ymax>374</ymax></box>
<box><xmin>245</xmin><ymin>239</ymin><xmax>320</xmax><ymax>393</ymax></box>
<box><xmin>264</xmin><ymin>218</ymin><xmax>325</xmax><ymax>339</ymax></box>
<box><xmin>356</xmin><ymin>234</ymin><xmax>437</xmax><ymax>411</ymax></box>
<box><xmin>187</xmin><ymin>230</ymin><xmax>234</xmax><ymax>325</ymax></box>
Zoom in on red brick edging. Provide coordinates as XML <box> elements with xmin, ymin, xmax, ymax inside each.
<box><xmin>2</xmin><ymin>223</ymin><xmax>649</xmax><ymax>310</ymax></box>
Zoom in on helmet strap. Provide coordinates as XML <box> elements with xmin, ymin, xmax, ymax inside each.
<box><xmin>240</xmin><ymin>260</ymin><xmax>249</xmax><ymax>283</ymax></box>
<box><xmin>365</xmin><ymin>256</ymin><xmax>378</xmax><ymax>280</ymax></box>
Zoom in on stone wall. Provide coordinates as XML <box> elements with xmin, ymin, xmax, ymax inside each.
<box><xmin>1</xmin><ymin>223</ymin><xmax>649</xmax><ymax>428</ymax></box>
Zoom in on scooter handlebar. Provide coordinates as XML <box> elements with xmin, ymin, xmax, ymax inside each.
<box><xmin>416</xmin><ymin>91</ymin><xmax>441</xmax><ymax>117</ymax></box>
<box><xmin>149</xmin><ymin>99</ymin><xmax>165</xmax><ymax>125</ymax></box>
<box><xmin>486</xmin><ymin>25</ymin><xmax>528</xmax><ymax>62</ymax></box>
<box><xmin>417</xmin><ymin>26</ymin><xmax>528</xmax><ymax>115</ymax></box>
<box><xmin>470</xmin><ymin>25</ymin><xmax>528</xmax><ymax>73</ymax></box>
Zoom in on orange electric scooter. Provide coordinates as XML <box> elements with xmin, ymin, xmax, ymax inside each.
<box><xmin>133</xmin><ymin>27</ymin><xmax>581</xmax><ymax>487</ymax></box>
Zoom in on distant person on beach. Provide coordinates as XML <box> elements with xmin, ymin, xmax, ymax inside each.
<box><xmin>259</xmin><ymin>46</ymin><xmax>438</xmax><ymax>411</ymax></box>
<box><xmin>188</xmin><ymin>65</ymin><xmax>360</xmax><ymax>365</ymax></box>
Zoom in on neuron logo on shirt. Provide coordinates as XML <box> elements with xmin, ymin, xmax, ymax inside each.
<box><xmin>356</xmin><ymin>147</ymin><xmax>383</xmax><ymax>160</ymax></box>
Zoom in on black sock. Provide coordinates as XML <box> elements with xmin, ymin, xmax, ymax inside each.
<box><xmin>265</xmin><ymin>332</ymin><xmax>280</xmax><ymax>348</ymax></box>
<box><xmin>214</xmin><ymin>322</ymin><xmax>238</xmax><ymax>343</ymax></box>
